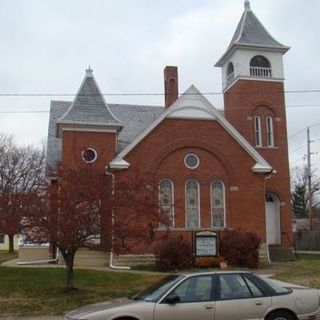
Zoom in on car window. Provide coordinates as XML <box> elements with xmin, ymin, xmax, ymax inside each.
<box><xmin>219</xmin><ymin>274</ymin><xmax>252</xmax><ymax>300</ymax></box>
<box><xmin>262</xmin><ymin>277</ymin><xmax>291</xmax><ymax>294</ymax></box>
<box><xmin>244</xmin><ymin>276</ymin><xmax>264</xmax><ymax>297</ymax></box>
<box><xmin>134</xmin><ymin>275</ymin><xmax>183</xmax><ymax>302</ymax></box>
<box><xmin>172</xmin><ymin>275</ymin><xmax>213</xmax><ymax>303</ymax></box>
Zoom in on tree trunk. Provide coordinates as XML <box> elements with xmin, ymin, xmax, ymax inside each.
<box><xmin>8</xmin><ymin>234</ymin><xmax>14</xmax><ymax>253</ymax></box>
<box><xmin>63</xmin><ymin>250</ymin><xmax>76</xmax><ymax>292</ymax></box>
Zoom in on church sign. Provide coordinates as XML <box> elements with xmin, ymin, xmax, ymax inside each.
<box><xmin>195</xmin><ymin>231</ymin><xmax>218</xmax><ymax>257</ymax></box>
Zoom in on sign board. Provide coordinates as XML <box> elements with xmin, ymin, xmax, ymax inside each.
<box><xmin>195</xmin><ymin>231</ymin><xmax>217</xmax><ymax>256</ymax></box>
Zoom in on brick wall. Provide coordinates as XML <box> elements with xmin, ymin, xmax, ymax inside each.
<box><xmin>224</xmin><ymin>79</ymin><xmax>292</xmax><ymax>246</ymax></box>
<box><xmin>61</xmin><ymin>130</ymin><xmax>117</xmax><ymax>170</ymax></box>
<box><xmin>118</xmin><ymin>118</ymin><xmax>268</xmax><ymax>244</ymax></box>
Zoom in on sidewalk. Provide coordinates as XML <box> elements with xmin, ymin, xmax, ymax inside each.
<box><xmin>0</xmin><ymin>317</ymin><xmax>63</xmax><ymax>320</ymax></box>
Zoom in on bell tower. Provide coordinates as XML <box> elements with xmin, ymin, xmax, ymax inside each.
<box><xmin>215</xmin><ymin>1</ymin><xmax>292</xmax><ymax>247</ymax></box>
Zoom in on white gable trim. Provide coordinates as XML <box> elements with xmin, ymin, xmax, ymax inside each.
<box><xmin>109</xmin><ymin>85</ymin><xmax>272</xmax><ymax>173</ymax></box>
<box><xmin>56</xmin><ymin>122</ymin><xmax>121</xmax><ymax>138</ymax></box>
<box><xmin>167</xmin><ymin>106</ymin><xmax>216</xmax><ymax>120</ymax></box>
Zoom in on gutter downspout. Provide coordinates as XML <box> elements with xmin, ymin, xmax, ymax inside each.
<box><xmin>105</xmin><ymin>167</ymin><xmax>130</xmax><ymax>270</ymax></box>
<box><xmin>17</xmin><ymin>247</ymin><xmax>59</xmax><ymax>265</ymax></box>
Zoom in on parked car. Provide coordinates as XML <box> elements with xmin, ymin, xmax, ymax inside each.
<box><xmin>65</xmin><ymin>271</ymin><xmax>320</xmax><ymax>320</ymax></box>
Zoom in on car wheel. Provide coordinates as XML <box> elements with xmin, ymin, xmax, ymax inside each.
<box><xmin>266</xmin><ymin>310</ymin><xmax>295</xmax><ymax>320</ymax></box>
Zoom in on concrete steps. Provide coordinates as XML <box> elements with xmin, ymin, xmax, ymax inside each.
<box><xmin>57</xmin><ymin>248</ymin><xmax>109</xmax><ymax>267</ymax></box>
<box><xmin>59</xmin><ymin>248</ymin><xmax>155</xmax><ymax>268</ymax></box>
<box><xmin>113</xmin><ymin>254</ymin><xmax>155</xmax><ymax>267</ymax></box>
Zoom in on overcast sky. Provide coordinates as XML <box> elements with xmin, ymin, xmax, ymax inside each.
<box><xmin>0</xmin><ymin>0</ymin><xmax>319</xmax><ymax>172</ymax></box>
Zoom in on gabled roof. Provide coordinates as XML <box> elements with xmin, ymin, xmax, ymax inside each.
<box><xmin>109</xmin><ymin>85</ymin><xmax>272</xmax><ymax>173</ymax></box>
<box><xmin>56</xmin><ymin>69</ymin><xmax>122</xmax><ymax>137</ymax></box>
<box><xmin>45</xmin><ymin>101</ymin><xmax>163</xmax><ymax>174</ymax></box>
<box><xmin>215</xmin><ymin>1</ymin><xmax>289</xmax><ymax>67</ymax></box>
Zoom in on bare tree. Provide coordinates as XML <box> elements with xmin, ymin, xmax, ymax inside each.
<box><xmin>0</xmin><ymin>134</ymin><xmax>45</xmax><ymax>252</ymax></box>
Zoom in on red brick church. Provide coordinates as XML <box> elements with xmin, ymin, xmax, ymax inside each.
<box><xmin>46</xmin><ymin>1</ymin><xmax>292</xmax><ymax>256</ymax></box>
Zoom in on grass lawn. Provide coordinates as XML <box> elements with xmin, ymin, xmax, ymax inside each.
<box><xmin>0</xmin><ymin>267</ymin><xmax>163</xmax><ymax>316</ymax></box>
<box><xmin>273</xmin><ymin>253</ymin><xmax>320</xmax><ymax>288</ymax></box>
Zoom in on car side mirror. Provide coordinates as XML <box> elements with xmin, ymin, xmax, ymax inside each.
<box><xmin>165</xmin><ymin>294</ymin><xmax>180</xmax><ymax>304</ymax></box>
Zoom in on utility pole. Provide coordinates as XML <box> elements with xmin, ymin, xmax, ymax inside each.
<box><xmin>307</xmin><ymin>127</ymin><xmax>313</xmax><ymax>230</ymax></box>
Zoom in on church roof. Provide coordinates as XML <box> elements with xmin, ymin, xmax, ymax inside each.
<box><xmin>56</xmin><ymin>69</ymin><xmax>121</xmax><ymax>136</ymax></box>
<box><xmin>46</xmin><ymin>101</ymin><xmax>164</xmax><ymax>174</ymax></box>
<box><xmin>215</xmin><ymin>1</ymin><xmax>289</xmax><ymax>67</ymax></box>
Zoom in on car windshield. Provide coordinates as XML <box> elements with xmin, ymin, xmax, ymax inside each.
<box><xmin>262</xmin><ymin>277</ymin><xmax>291</xmax><ymax>294</ymax></box>
<box><xmin>132</xmin><ymin>275</ymin><xmax>183</xmax><ymax>302</ymax></box>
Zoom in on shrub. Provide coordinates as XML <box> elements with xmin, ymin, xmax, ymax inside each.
<box><xmin>194</xmin><ymin>256</ymin><xmax>225</xmax><ymax>268</ymax></box>
<box><xmin>153</xmin><ymin>236</ymin><xmax>194</xmax><ymax>271</ymax></box>
<box><xmin>219</xmin><ymin>229</ymin><xmax>260</xmax><ymax>268</ymax></box>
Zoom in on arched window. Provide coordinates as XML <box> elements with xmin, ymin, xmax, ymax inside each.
<box><xmin>185</xmin><ymin>180</ymin><xmax>200</xmax><ymax>228</ymax></box>
<box><xmin>266</xmin><ymin>116</ymin><xmax>274</xmax><ymax>147</ymax></box>
<box><xmin>159</xmin><ymin>179</ymin><xmax>174</xmax><ymax>228</ymax></box>
<box><xmin>250</xmin><ymin>55</ymin><xmax>271</xmax><ymax>78</ymax></box>
<box><xmin>226</xmin><ymin>62</ymin><xmax>234</xmax><ymax>85</ymax></box>
<box><xmin>211</xmin><ymin>181</ymin><xmax>225</xmax><ymax>228</ymax></box>
<box><xmin>254</xmin><ymin>116</ymin><xmax>262</xmax><ymax>147</ymax></box>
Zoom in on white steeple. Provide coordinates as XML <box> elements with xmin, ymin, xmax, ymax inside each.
<box><xmin>215</xmin><ymin>1</ymin><xmax>289</xmax><ymax>91</ymax></box>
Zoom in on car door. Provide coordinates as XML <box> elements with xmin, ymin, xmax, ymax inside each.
<box><xmin>214</xmin><ymin>274</ymin><xmax>272</xmax><ymax>320</ymax></box>
<box><xmin>154</xmin><ymin>274</ymin><xmax>215</xmax><ymax>320</ymax></box>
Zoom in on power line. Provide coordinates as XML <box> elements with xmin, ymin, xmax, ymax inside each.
<box><xmin>289</xmin><ymin>144</ymin><xmax>307</xmax><ymax>155</ymax></box>
<box><xmin>2</xmin><ymin>103</ymin><xmax>320</xmax><ymax>114</ymax></box>
<box><xmin>289</xmin><ymin>121</ymin><xmax>320</xmax><ymax>140</ymax></box>
<box><xmin>0</xmin><ymin>88</ymin><xmax>320</xmax><ymax>97</ymax></box>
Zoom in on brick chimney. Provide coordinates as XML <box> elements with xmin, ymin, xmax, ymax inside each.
<box><xmin>164</xmin><ymin>66</ymin><xmax>178</xmax><ymax>108</ymax></box>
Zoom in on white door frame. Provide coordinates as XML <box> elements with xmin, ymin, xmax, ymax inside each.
<box><xmin>265</xmin><ymin>193</ymin><xmax>281</xmax><ymax>245</ymax></box>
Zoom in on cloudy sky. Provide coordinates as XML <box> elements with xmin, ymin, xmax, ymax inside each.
<box><xmin>0</xmin><ymin>0</ymin><xmax>319</xmax><ymax>172</ymax></box>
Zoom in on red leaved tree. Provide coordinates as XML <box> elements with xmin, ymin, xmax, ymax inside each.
<box><xmin>23</xmin><ymin>166</ymin><xmax>167</xmax><ymax>292</ymax></box>
<box><xmin>23</xmin><ymin>166</ymin><xmax>111</xmax><ymax>291</ymax></box>
<box><xmin>112</xmin><ymin>171</ymin><xmax>167</xmax><ymax>254</ymax></box>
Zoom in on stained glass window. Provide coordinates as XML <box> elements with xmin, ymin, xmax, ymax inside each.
<box><xmin>211</xmin><ymin>180</ymin><xmax>225</xmax><ymax>228</ymax></box>
<box><xmin>185</xmin><ymin>180</ymin><xmax>200</xmax><ymax>228</ymax></box>
<box><xmin>159</xmin><ymin>179</ymin><xmax>174</xmax><ymax>228</ymax></box>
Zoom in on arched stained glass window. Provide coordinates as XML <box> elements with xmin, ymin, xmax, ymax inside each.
<box><xmin>211</xmin><ymin>180</ymin><xmax>225</xmax><ymax>228</ymax></box>
<box><xmin>266</xmin><ymin>116</ymin><xmax>274</xmax><ymax>147</ymax></box>
<box><xmin>254</xmin><ymin>116</ymin><xmax>262</xmax><ymax>147</ymax></box>
<box><xmin>185</xmin><ymin>180</ymin><xmax>200</xmax><ymax>228</ymax></box>
<box><xmin>159</xmin><ymin>179</ymin><xmax>174</xmax><ymax>228</ymax></box>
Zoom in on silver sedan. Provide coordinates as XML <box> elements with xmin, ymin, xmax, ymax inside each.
<box><xmin>65</xmin><ymin>271</ymin><xmax>320</xmax><ymax>320</ymax></box>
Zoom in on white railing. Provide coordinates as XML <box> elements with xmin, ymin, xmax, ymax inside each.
<box><xmin>250</xmin><ymin>67</ymin><xmax>272</xmax><ymax>78</ymax></box>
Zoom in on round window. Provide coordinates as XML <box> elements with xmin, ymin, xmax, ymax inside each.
<box><xmin>184</xmin><ymin>154</ymin><xmax>199</xmax><ymax>169</ymax></box>
<box><xmin>82</xmin><ymin>148</ymin><xmax>97</xmax><ymax>163</ymax></box>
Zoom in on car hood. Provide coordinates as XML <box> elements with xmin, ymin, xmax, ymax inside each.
<box><xmin>66</xmin><ymin>298</ymin><xmax>137</xmax><ymax>319</ymax></box>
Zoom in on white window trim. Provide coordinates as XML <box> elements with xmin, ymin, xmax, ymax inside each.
<box><xmin>254</xmin><ymin>116</ymin><xmax>262</xmax><ymax>147</ymax></box>
<box><xmin>184</xmin><ymin>153</ymin><xmax>200</xmax><ymax>169</ymax></box>
<box><xmin>210</xmin><ymin>180</ymin><xmax>226</xmax><ymax>229</ymax></box>
<box><xmin>159</xmin><ymin>179</ymin><xmax>175</xmax><ymax>229</ymax></box>
<box><xmin>185</xmin><ymin>179</ymin><xmax>200</xmax><ymax>229</ymax></box>
<box><xmin>266</xmin><ymin>116</ymin><xmax>274</xmax><ymax>147</ymax></box>
<box><xmin>82</xmin><ymin>147</ymin><xmax>98</xmax><ymax>163</ymax></box>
